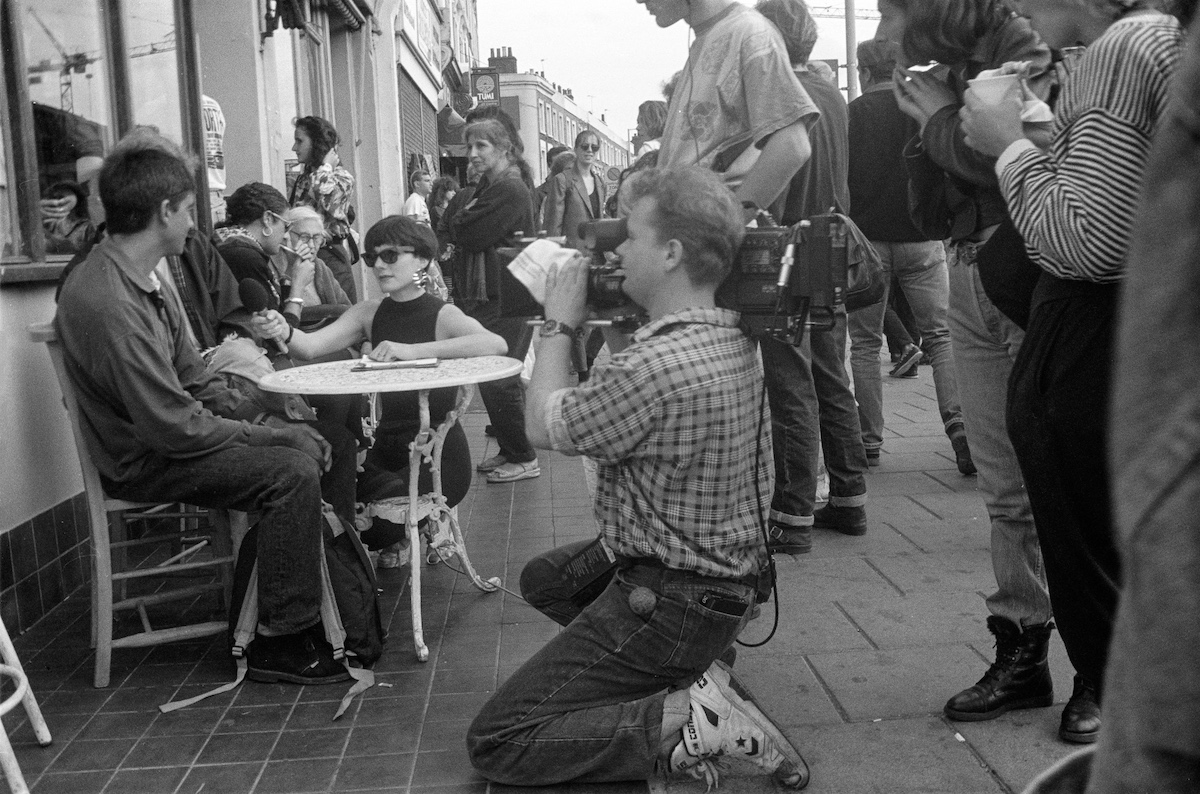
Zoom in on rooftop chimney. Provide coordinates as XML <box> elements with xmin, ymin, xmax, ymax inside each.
<box><xmin>488</xmin><ymin>47</ymin><xmax>517</xmax><ymax>74</ymax></box>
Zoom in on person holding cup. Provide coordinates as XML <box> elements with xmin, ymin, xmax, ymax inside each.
<box><xmin>875</xmin><ymin>0</ymin><xmax>1071</xmax><ymax>736</ymax></box>
<box><xmin>960</xmin><ymin>0</ymin><xmax>1188</xmax><ymax>748</ymax></box>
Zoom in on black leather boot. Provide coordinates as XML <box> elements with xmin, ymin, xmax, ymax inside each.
<box><xmin>1059</xmin><ymin>675</ymin><xmax>1101</xmax><ymax>744</ymax></box>
<box><xmin>944</xmin><ymin>616</ymin><xmax>1054</xmax><ymax>721</ymax></box>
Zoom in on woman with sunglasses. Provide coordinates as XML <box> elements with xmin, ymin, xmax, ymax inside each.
<box><xmin>251</xmin><ymin>216</ymin><xmax>506</xmax><ymax>552</ymax></box>
<box><xmin>541</xmin><ymin>130</ymin><xmax>608</xmax><ymax>250</ymax></box>
<box><xmin>216</xmin><ymin>182</ymin><xmax>314</xmax><ymax>327</ymax></box>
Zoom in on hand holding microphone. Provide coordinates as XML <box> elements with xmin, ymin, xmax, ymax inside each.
<box><xmin>240</xmin><ymin>278</ymin><xmax>290</xmax><ymax>355</ymax></box>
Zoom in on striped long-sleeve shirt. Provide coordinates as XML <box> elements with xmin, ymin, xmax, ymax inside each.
<box><xmin>996</xmin><ymin>13</ymin><xmax>1182</xmax><ymax>283</ymax></box>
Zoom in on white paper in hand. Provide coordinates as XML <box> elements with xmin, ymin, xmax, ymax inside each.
<box><xmin>506</xmin><ymin>239</ymin><xmax>579</xmax><ymax>305</ymax></box>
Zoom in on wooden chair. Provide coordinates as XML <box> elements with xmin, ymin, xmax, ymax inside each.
<box><xmin>0</xmin><ymin>615</ymin><xmax>51</xmax><ymax>794</ymax></box>
<box><xmin>29</xmin><ymin>322</ymin><xmax>240</xmax><ymax>688</ymax></box>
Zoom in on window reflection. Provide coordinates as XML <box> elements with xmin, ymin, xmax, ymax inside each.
<box><xmin>122</xmin><ymin>0</ymin><xmax>183</xmax><ymax>146</ymax></box>
<box><xmin>23</xmin><ymin>0</ymin><xmax>112</xmax><ymax>252</ymax></box>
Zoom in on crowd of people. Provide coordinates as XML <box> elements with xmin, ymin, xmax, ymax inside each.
<box><xmin>47</xmin><ymin>0</ymin><xmax>1200</xmax><ymax>789</ymax></box>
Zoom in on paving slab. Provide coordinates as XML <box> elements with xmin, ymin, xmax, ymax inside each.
<box><xmin>835</xmin><ymin>591</ymin><xmax>992</xmax><ymax>648</ymax></box>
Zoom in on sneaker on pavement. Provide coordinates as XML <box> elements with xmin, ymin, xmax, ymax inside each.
<box><xmin>486</xmin><ymin>459</ymin><xmax>541</xmax><ymax>483</ymax></box>
<box><xmin>812</xmin><ymin>504</ymin><xmax>867</xmax><ymax>536</ymax></box>
<box><xmin>376</xmin><ymin>540</ymin><xmax>407</xmax><ymax>569</ymax></box>
<box><xmin>889</xmin><ymin>343</ymin><xmax>924</xmax><ymax>377</ymax></box>
<box><xmin>247</xmin><ymin>630</ymin><xmax>350</xmax><ymax>686</ymax></box>
<box><xmin>950</xmin><ymin>432</ymin><xmax>977</xmax><ymax>476</ymax></box>
<box><xmin>476</xmin><ymin>453</ymin><xmax>508</xmax><ymax>473</ymax></box>
<box><xmin>668</xmin><ymin>661</ymin><xmax>810</xmax><ymax>789</ymax></box>
<box><xmin>767</xmin><ymin>523</ymin><xmax>812</xmax><ymax>555</ymax></box>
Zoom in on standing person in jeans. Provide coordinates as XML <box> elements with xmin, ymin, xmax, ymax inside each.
<box><xmin>468</xmin><ymin>167</ymin><xmax>808</xmax><ymax>789</ymax></box>
<box><xmin>962</xmin><ymin>0</ymin><xmax>1186</xmax><ymax>745</ymax></box>
<box><xmin>877</xmin><ymin>0</ymin><xmax>1065</xmax><ymax>730</ymax></box>
<box><xmin>756</xmin><ymin>0</ymin><xmax>869</xmax><ymax>552</ymax></box>
<box><xmin>845</xmin><ymin>39</ymin><xmax>972</xmax><ymax>473</ymax></box>
<box><xmin>452</xmin><ymin>117</ymin><xmax>540</xmax><ymax>483</ymax></box>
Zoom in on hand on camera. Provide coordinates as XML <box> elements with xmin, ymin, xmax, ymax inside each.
<box><xmin>544</xmin><ymin>253</ymin><xmax>590</xmax><ymax>329</ymax></box>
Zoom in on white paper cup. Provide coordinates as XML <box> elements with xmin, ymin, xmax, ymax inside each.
<box><xmin>968</xmin><ymin>74</ymin><xmax>1020</xmax><ymax>106</ymax></box>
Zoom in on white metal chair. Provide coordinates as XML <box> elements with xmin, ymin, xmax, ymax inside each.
<box><xmin>0</xmin><ymin>615</ymin><xmax>51</xmax><ymax>794</ymax></box>
<box><xmin>29</xmin><ymin>322</ymin><xmax>241</xmax><ymax>688</ymax></box>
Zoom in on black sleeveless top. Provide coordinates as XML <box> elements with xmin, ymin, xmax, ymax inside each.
<box><xmin>371</xmin><ymin>293</ymin><xmax>457</xmax><ymax>437</ymax></box>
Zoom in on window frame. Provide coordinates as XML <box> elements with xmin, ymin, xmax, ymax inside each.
<box><xmin>0</xmin><ymin>0</ymin><xmax>206</xmax><ymax>285</ymax></box>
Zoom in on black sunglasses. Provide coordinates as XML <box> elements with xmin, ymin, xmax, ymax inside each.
<box><xmin>578</xmin><ymin>143</ymin><xmax>600</xmax><ymax>152</ymax></box>
<box><xmin>364</xmin><ymin>246</ymin><xmax>415</xmax><ymax>266</ymax></box>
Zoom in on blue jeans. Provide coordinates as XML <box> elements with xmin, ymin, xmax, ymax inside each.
<box><xmin>468</xmin><ymin>543</ymin><xmax>754</xmax><ymax>785</ymax></box>
<box><xmin>104</xmin><ymin>446</ymin><xmax>324</xmax><ymax>635</ymax></box>
<box><xmin>946</xmin><ymin>244</ymin><xmax>1051</xmax><ymax>627</ymax></box>
<box><xmin>849</xmin><ymin>240</ymin><xmax>963</xmax><ymax>453</ymax></box>
<box><xmin>760</xmin><ymin>310</ymin><xmax>868</xmax><ymax>526</ymax></box>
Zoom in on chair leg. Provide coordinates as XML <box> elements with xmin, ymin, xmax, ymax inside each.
<box><xmin>0</xmin><ymin>620</ymin><xmax>50</xmax><ymax>747</ymax></box>
<box><xmin>94</xmin><ymin>519</ymin><xmax>116</xmax><ymax>688</ymax></box>
<box><xmin>0</xmin><ymin>720</ymin><xmax>30</xmax><ymax>794</ymax></box>
<box><xmin>110</xmin><ymin>512</ymin><xmax>129</xmax><ymax>604</ymax></box>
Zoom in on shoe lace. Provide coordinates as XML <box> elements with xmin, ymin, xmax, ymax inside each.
<box><xmin>679</xmin><ymin>757</ymin><xmax>728</xmax><ymax>792</ymax></box>
<box><xmin>980</xmin><ymin>636</ymin><xmax>1023</xmax><ymax>684</ymax></box>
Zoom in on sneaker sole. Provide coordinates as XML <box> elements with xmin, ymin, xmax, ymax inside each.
<box><xmin>247</xmin><ymin>667</ymin><xmax>351</xmax><ymax>686</ymax></box>
<box><xmin>712</xmin><ymin>661</ymin><xmax>811</xmax><ymax>789</ymax></box>
<box><xmin>476</xmin><ymin>461</ymin><xmax>505</xmax><ymax>473</ymax></box>
<box><xmin>1059</xmin><ymin>726</ymin><xmax>1100</xmax><ymax>744</ymax></box>
<box><xmin>889</xmin><ymin>352</ymin><xmax>923</xmax><ymax>377</ymax></box>
<box><xmin>944</xmin><ymin>693</ymin><xmax>1054</xmax><ymax>722</ymax></box>
<box><xmin>486</xmin><ymin>469</ymin><xmax>541</xmax><ymax>483</ymax></box>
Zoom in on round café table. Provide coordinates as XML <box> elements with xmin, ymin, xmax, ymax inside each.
<box><xmin>260</xmin><ymin>355</ymin><xmax>523</xmax><ymax>661</ymax></box>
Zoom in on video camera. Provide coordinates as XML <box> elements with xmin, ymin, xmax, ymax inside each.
<box><xmin>498</xmin><ymin>214</ymin><xmax>849</xmax><ymax>345</ymax></box>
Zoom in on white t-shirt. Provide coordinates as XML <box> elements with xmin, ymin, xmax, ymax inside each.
<box><xmin>403</xmin><ymin>192</ymin><xmax>431</xmax><ymax>226</ymax></box>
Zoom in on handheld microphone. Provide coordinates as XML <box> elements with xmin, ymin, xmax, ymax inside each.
<box><xmin>238</xmin><ymin>278</ymin><xmax>288</xmax><ymax>355</ymax></box>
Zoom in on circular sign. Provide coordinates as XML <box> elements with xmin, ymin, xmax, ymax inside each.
<box><xmin>475</xmin><ymin>75</ymin><xmax>496</xmax><ymax>95</ymax></box>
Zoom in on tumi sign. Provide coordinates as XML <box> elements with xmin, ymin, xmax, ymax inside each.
<box><xmin>470</xmin><ymin>68</ymin><xmax>500</xmax><ymax>105</ymax></box>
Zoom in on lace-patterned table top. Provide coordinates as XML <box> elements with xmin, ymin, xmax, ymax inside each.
<box><xmin>258</xmin><ymin>355</ymin><xmax>523</xmax><ymax>395</ymax></box>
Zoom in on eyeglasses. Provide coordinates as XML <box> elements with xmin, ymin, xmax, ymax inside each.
<box><xmin>292</xmin><ymin>232</ymin><xmax>327</xmax><ymax>247</ymax></box>
<box><xmin>364</xmin><ymin>246</ymin><xmax>415</xmax><ymax>267</ymax></box>
<box><xmin>266</xmin><ymin>210</ymin><xmax>293</xmax><ymax>234</ymax></box>
<box><xmin>578</xmin><ymin>143</ymin><xmax>600</xmax><ymax>152</ymax></box>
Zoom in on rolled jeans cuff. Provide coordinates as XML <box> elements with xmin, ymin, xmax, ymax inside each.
<box><xmin>829</xmin><ymin>493</ymin><xmax>867</xmax><ymax>508</ymax></box>
<box><xmin>770</xmin><ymin>509</ymin><xmax>814</xmax><ymax>527</ymax></box>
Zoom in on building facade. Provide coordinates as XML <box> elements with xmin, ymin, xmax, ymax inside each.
<box><xmin>0</xmin><ymin>0</ymin><xmax>478</xmax><ymax>633</ymax></box>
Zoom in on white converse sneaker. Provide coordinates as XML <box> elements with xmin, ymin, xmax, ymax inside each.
<box><xmin>668</xmin><ymin>661</ymin><xmax>810</xmax><ymax>789</ymax></box>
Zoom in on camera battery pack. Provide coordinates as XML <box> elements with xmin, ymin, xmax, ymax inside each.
<box><xmin>559</xmin><ymin>537</ymin><xmax>618</xmax><ymax>598</ymax></box>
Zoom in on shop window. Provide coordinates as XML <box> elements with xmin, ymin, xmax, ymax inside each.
<box><xmin>11</xmin><ymin>0</ymin><xmax>115</xmax><ymax>259</ymax></box>
<box><xmin>121</xmin><ymin>0</ymin><xmax>184</xmax><ymax>145</ymax></box>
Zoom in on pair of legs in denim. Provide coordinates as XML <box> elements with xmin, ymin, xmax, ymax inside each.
<box><xmin>760</xmin><ymin>310</ymin><xmax>868</xmax><ymax>529</ymax></box>
<box><xmin>468</xmin><ymin>541</ymin><xmax>753</xmax><ymax>785</ymax></box>
<box><xmin>104</xmin><ymin>445</ymin><xmax>324</xmax><ymax>635</ymax></box>
<box><xmin>946</xmin><ymin>246</ymin><xmax>1051</xmax><ymax>628</ymax></box>
<box><xmin>466</xmin><ymin>300</ymin><xmax>536</xmax><ymax>464</ymax></box>
<box><xmin>848</xmin><ymin>240</ymin><xmax>964</xmax><ymax>455</ymax></box>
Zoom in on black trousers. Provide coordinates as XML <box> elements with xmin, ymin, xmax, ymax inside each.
<box><xmin>1006</xmin><ymin>276</ymin><xmax>1121</xmax><ymax>694</ymax></box>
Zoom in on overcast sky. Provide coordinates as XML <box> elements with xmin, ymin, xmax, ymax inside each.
<box><xmin>477</xmin><ymin>1</ymin><xmax>880</xmax><ymax>142</ymax></box>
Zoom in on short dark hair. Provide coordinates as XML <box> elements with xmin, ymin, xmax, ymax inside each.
<box><xmin>857</xmin><ymin>39</ymin><xmax>898</xmax><ymax>82</ymax></box>
<box><xmin>889</xmin><ymin>0</ymin><xmax>1010</xmax><ymax>65</ymax></box>
<box><xmin>627</xmin><ymin>167</ymin><xmax>744</xmax><ymax>287</ymax></box>
<box><xmin>294</xmin><ymin>116</ymin><xmax>339</xmax><ymax>168</ymax></box>
<box><xmin>546</xmin><ymin>145</ymin><xmax>569</xmax><ymax>169</ymax></box>
<box><xmin>225</xmin><ymin>182</ymin><xmax>289</xmax><ymax>226</ymax></box>
<box><xmin>363</xmin><ymin>215</ymin><xmax>438</xmax><ymax>262</ymax></box>
<box><xmin>550</xmin><ymin>151</ymin><xmax>576</xmax><ymax>177</ymax></box>
<box><xmin>409</xmin><ymin>169</ymin><xmax>430</xmax><ymax>189</ymax></box>
<box><xmin>98</xmin><ymin>148</ymin><xmax>194</xmax><ymax>235</ymax></box>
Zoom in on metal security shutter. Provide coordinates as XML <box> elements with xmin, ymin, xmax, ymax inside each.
<box><xmin>397</xmin><ymin>66</ymin><xmax>439</xmax><ymax>181</ymax></box>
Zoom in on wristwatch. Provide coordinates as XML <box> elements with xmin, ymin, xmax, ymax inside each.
<box><xmin>540</xmin><ymin>319</ymin><xmax>583</xmax><ymax>340</ymax></box>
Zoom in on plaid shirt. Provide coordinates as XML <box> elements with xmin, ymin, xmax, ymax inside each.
<box><xmin>546</xmin><ymin>307</ymin><xmax>773</xmax><ymax>579</ymax></box>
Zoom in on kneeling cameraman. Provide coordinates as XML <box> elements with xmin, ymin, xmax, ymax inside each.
<box><xmin>467</xmin><ymin>167</ymin><xmax>809</xmax><ymax>789</ymax></box>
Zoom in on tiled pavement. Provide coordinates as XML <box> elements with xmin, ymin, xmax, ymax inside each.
<box><xmin>3</xmin><ymin>362</ymin><xmax>1084</xmax><ymax>793</ymax></box>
